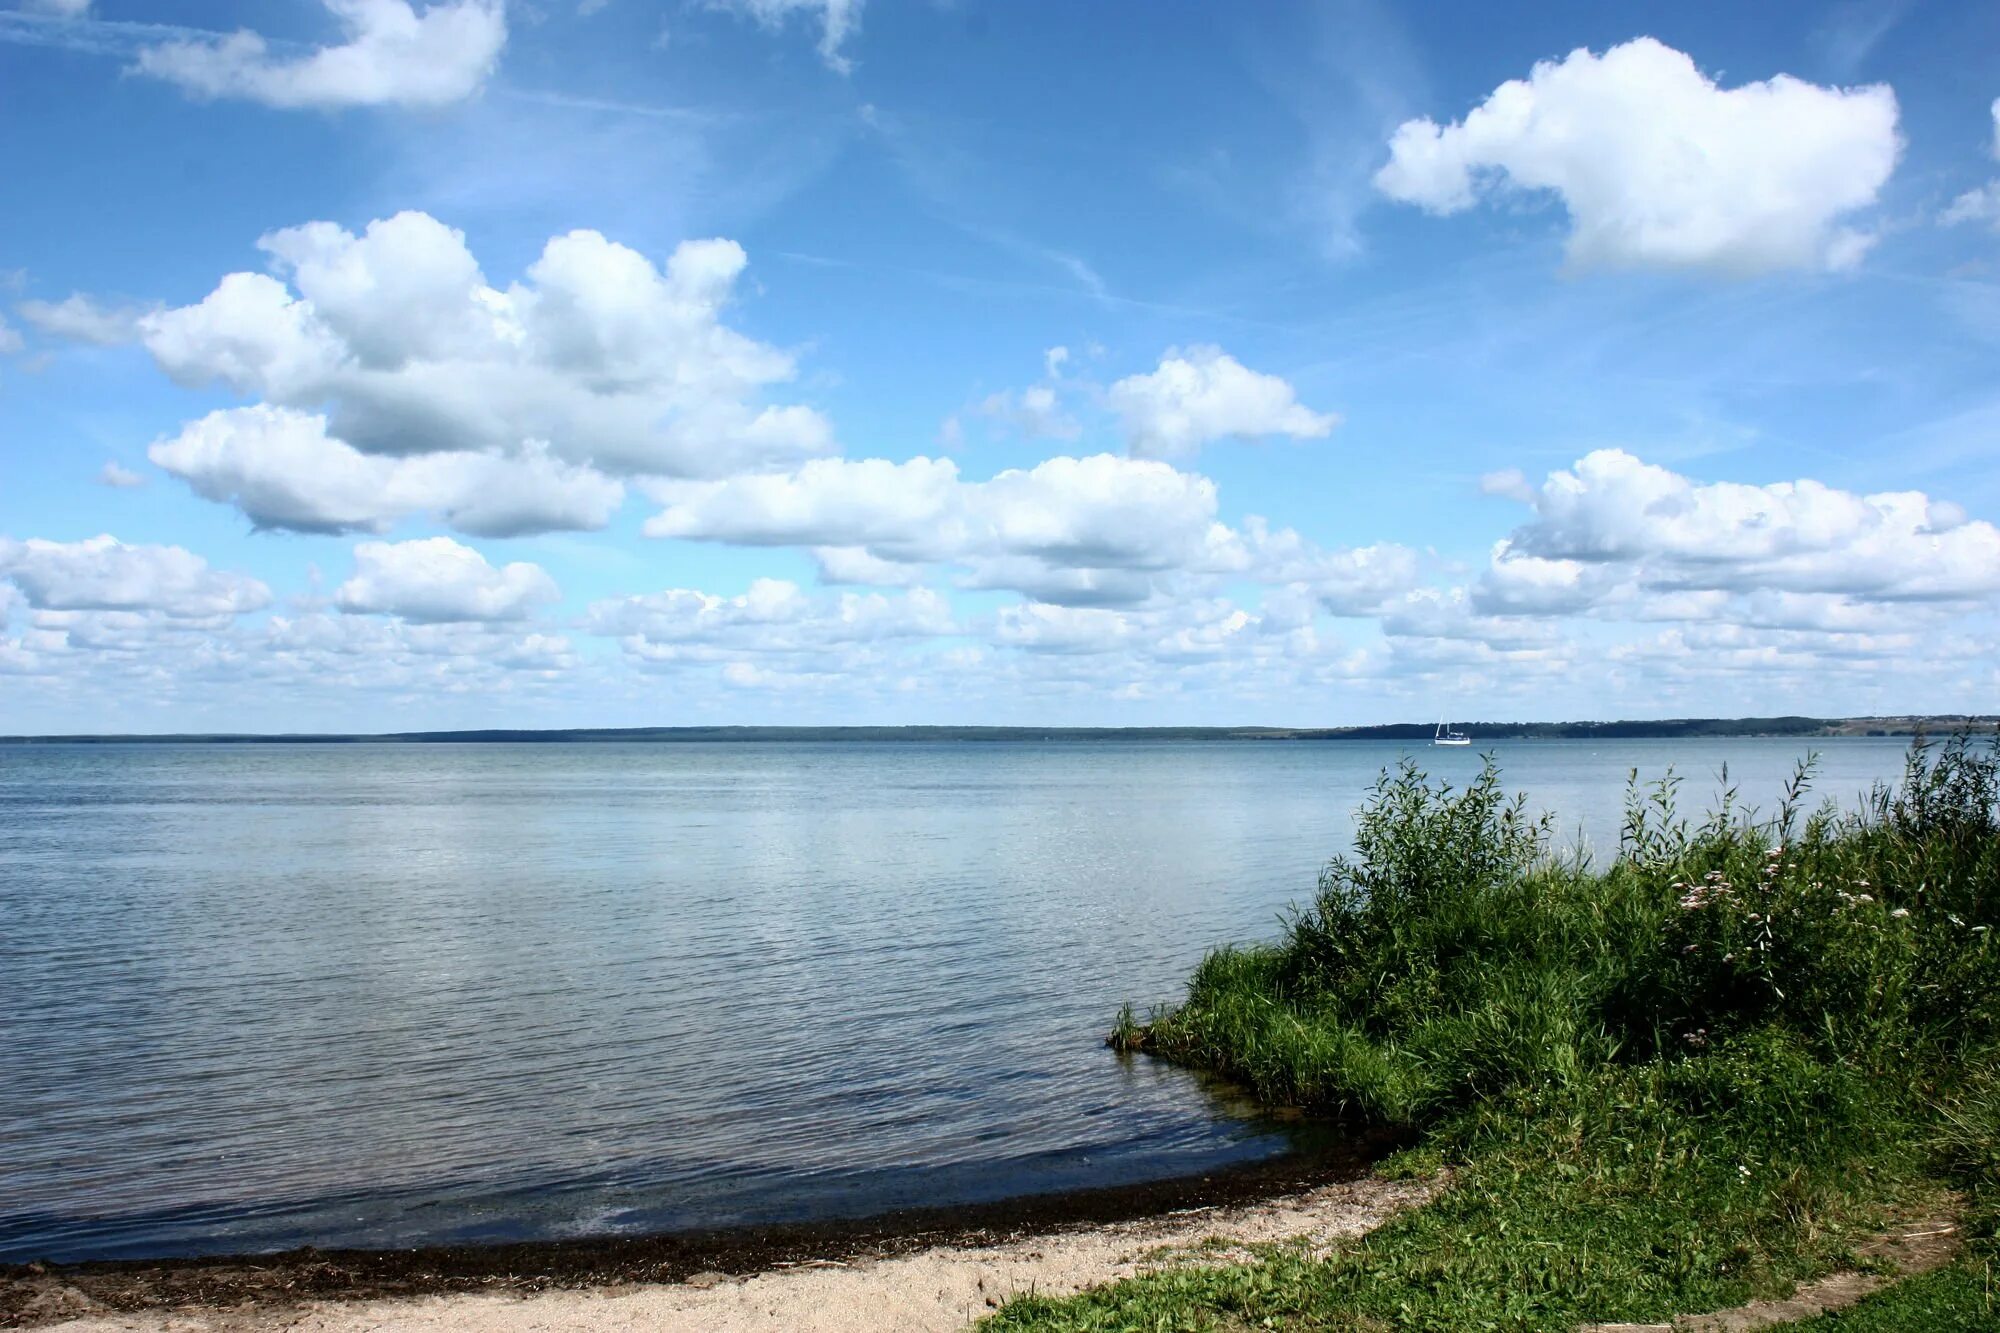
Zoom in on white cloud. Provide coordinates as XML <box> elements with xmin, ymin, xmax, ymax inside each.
<box><xmin>811</xmin><ymin>545</ymin><xmax>926</xmax><ymax>587</ymax></box>
<box><xmin>1381</xmin><ymin>586</ymin><xmax>1561</xmax><ymax>650</ymax></box>
<box><xmin>983</xmin><ymin>595</ymin><xmax>1342</xmax><ymax>690</ymax></box>
<box><xmin>644</xmin><ymin>451</ymin><xmax>1421</xmax><ymax>611</ymax></box>
<box><xmin>966</xmin><ymin>346</ymin><xmax>1084</xmax><ymax>443</ymax></box>
<box><xmin>1233</xmin><ymin>521</ymin><xmax>1421</xmax><ymax>615</ymax></box>
<box><xmin>1941</xmin><ymin>99</ymin><xmax>2000</xmax><ymax>229</ymax></box>
<box><xmin>707</xmin><ymin>0</ymin><xmax>860</xmax><ymax>73</ymax></box>
<box><xmin>16</xmin><ymin>293</ymin><xmax>149</xmax><ymax>345</ymax></box>
<box><xmin>1942</xmin><ymin>182</ymin><xmax>2000</xmax><ymax>228</ymax></box>
<box><xmin>1374</xmin><ymin>37</ymin><xmax>1900</xmax><ymax>273</ymax></box>
<box><xmin>645</xmin><ymin>455</ymin><xmax>966</xmax><ymax>549</ymax></box>
<box><xmin>241</xmin><ymin>611</ymin><xmax>584</xmax><ymax>702</ymax></box>
<box><xmin>0</xmin><ymin>314</ymin><xmax>20</xmax><ymax>356</ymax></box>
<box><xmin>1108</xmin><ymin>346</ymin><xmax>1338</xmax><ymax>459</ymax></box>
<box><xmin>97</xmin><ymin>461</ymin><xmax>145</xmax><ymax>489</ymax></box>
<box><xmin>1478</xmin><ymin>468</ymin><xmax>1536</xmax><ymax>503</ymax></box>
<box><xmin>1608</xmin><ymin>621</ymin><xmax>1927</xmax><ymax>679</ymax></box>
<box><xmin>644</xmin><ymin>453</ymin><xmax>1243</xmax><ymax>606</ymax></box>
<box><xmin>134</xmin><ymin>0</ymin><xmax>506</xmax><ymax>109</ymax></box>
<box><xmin>0</xmin><ymin>535</ymin><xmax>270</xmax><ymax>618</ymax></box>
<box><xmin>977</xmin><ymin>383</ymin><xmax>1081</xmax><ymax>441</ymax></box>
<box><xmin>1720</xmin><ymin>590</ymin><xmax>1925</xmax><ymax>636</ymax></box>
<box><xmin>335</xmin><ymin>537</ymin><xmax>560</xmax><ymax>622</ymax></box>
<box><xmin>23</xmin><ymin>0</ymin><xmax>90</xmax><ymax>15</ymax></box>
<box><xmin>149</xmin><ymin>406</ymin><xmax>624</xmax><ymax>537</ymax></box>
<box><xmin>991</xmin><ymin>601</ymin><xmax>1135</xmax><ymax>655</ymax></box>
<box><xmin>138</xmin><ymin>212</ymin><xmax>825</xmax><ymax>535</ymax></box>
<box><xmin>1497</xmin><ymin>449</ymin><xmax>2000</xmax><ymax>603</ymax></box>
<box><xmin>587</xmin><ymin>578</ymin><xmax>951</xmax><ymax>664</ymax></box>
<box><xmin>268</xmin><ymin>611</ymin><xmax>575</xmax><ymax>671</ymax></box>
<box><xmin>1474</xmin><ymin>541</ymin><xmax>1618</xmax><ymax>616</ymax></box>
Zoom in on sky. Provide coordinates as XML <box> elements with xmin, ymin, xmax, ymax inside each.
<box><xmin>2</xmin><ymin>0</ymin><xmax>1998</xmax><ymax>733</ymax></box>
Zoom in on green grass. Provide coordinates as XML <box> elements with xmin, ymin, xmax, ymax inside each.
<box><xmin>992</xmin><ymin>733</ymin><xmax>2000</xmax><ymax>1332</ymax></box>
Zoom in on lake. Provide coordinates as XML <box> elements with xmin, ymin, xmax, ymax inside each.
<box><xmin>0</xmin><ymin>737</ymin><xmax>1915</xmax><ymax>1263</ymax></box>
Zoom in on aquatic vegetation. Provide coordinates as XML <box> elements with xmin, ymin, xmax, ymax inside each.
<box><xmin>997</xmin><ymin>732</ymin><xmax>2000</xmax><ymax>1330</ymax></box>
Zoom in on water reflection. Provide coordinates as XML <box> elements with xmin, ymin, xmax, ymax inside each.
<box><xmin>0</xmin><ymin>738</ymin><xmax>1911</xmax><ymax>1261</ymax></box>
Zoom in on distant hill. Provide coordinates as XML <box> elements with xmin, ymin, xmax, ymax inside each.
<box><xmin>3</xmin><ymin>716</ymin><xmax>1993</xmax><ymax>744</ymax></box>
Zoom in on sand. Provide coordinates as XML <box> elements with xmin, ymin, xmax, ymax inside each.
<box><xmin>21</xmin><ymin>1175</ymin><xmax>1438</xmax><ymax>1333</ymax></box>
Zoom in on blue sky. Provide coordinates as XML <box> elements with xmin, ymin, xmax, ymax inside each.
<box><xmin>2</xmin><ymin>0</ymin><xmax>1998</xmax><ymax>732</ymax></box>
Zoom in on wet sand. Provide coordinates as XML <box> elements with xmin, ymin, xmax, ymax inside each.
<box><xmin>3</xmin><ymin>1140</ymin><xmax>1416</xmax><ymax>1331</ymax></box>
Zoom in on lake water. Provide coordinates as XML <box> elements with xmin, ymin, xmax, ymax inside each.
<box><xmin>0</xmin><ymin>737</ymin><xmax>1915</xmax><ymax>1263</ymax></box>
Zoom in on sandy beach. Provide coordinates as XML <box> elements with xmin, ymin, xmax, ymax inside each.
<box><xmin>6</xmin><ymin>1173</ymin><xmax>1434</xmax><ymax>1333</ymax></box>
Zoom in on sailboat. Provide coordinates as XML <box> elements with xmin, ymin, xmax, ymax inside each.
<box><xmin>1433</xmin><ymin>716</ymin><xmax>1472</xmax><ymax>747</ymax></box>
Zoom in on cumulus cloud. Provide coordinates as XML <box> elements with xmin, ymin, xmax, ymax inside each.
<box><xmin>991</xmin><ymin>601</ymin><xmax>1135</xmax><ymax>655</ymax></box>
<box><xmin>267</xmin><ymin>611</ymin><xmax>576</xmax><ymax>675</ymax></box>
<box><xmin>706</xmin><ymin>0</ymin><xmax>860</xmax><ymax>73</ymax></box>
<box><xmin>979</xmin><ymin>595</ymin><xmax>1347</xmax><ymax>698</ymax></box>
<box><xmin>644</xmin><ymin>453</ymin><xmax>1243</xmax><ymax>606</ymax></box>
<box><xmin>97</xmin><ymin>462</ymin><xmax>145</xmax><ymax>489</ymax></box>
<box><xmin>137</xmin><ymin>212</ymin><xmax>824</xmax><ymax>534</ymax></box>
<box><xmin>1108</xmin><ymin>346</ymin><xmax>1338</xmax><ymax>459</ymax></box>
<box><xmin>149</xmin><ymin>406</ymin><xmax>624</xmax><ymax>537</ymax></box>
<box><xmin>1381</xmin><ymin>586</ymin><xmax>1561</xmax><ymax>650</ymax></box>
<box><xmin>1374</xmin><ymin>37</ymin><xmax>1900</xmax><ymax>273</ymax></box>
<box><xmin>0</xmin><ymin>534</ymin><xmax>270</xmax><ymax>618</ymax></box>
<box><xmin>2</xmin><ymin>593</ymin><xmax>582</xmax><ymax>706</ymax></box>
<box><xmin>644</xmin><ymin>452</ymin><xmax>1420</xmax><ymax>610</ymax></box>
<box><xmin>1608</xmin><ymin>621</ymin><xmax>1926</xmax><ymax>680</ymax></box>
<box><xmin>335</xmin><ymin>537</ymin><xmax>560</xmax><ymax>622</ymax></box>
<box><xmin>1495</xmin><ymin>449</ymin><xmax>2000</xmax><ymax>603</ymax></box>
<box><xmin>1233</xmin><ymin>521</ymin><xmax>1421</xmax><ymax>615</ymax></box>
<box><xmin>16</xmin><ymin>293</ymin><xmax>149</xmax><ymax>345</ymax></box>
<box><xmin>587</xmin><ymin>578</ymin><xmax>950</xmax><ymax>665</ymax></box>
<box><xmin>811</xmin><ymin>545</ymin><xmax>926</xmax><ymax>587</ymax></box>
<box><xmin>134</xmin><ymin>0</ymin><xmax>506</xmax><ymax>109</ymax></box>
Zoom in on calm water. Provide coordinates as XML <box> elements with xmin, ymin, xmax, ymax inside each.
<box><xmin>0</xmin><ymin>737</ymin><xmax>1913</xmax><ymax>1263</ymax></box>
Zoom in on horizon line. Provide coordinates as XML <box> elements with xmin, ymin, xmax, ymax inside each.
<box><xmin>4</xmin><ymin>714</ymin><xmax>1996</xmax><ymax>744</ymax></box>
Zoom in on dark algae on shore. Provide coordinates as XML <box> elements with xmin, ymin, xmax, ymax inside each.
<box><xmin>0</xmin><ymin>1141</ymin><xmax>1401</xmax><ymax>1327</ymax></box>
<box><xmin>992</xmin><ymin>732</ymin><xmax>2000</xmax><ymax>1330</ymax></box>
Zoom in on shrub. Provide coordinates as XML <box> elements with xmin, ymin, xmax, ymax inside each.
<box><xmin>1116</xmin><ymin>732</ymin><xmax>2000</xmax><ymax>1139</ymax></box>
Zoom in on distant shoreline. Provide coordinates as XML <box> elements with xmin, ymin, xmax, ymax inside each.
<box><xmin>2</xmin><ymin>716</ymin><xmax>1992</xmax><ymax>744</ymax></box>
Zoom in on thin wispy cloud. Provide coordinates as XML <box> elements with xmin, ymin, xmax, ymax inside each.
<box><xmin>498</xmin><ymin>87</ymin><xmax>726</xmax><ymax>123</ymax></box>
<box><xmin>0</xmin><ymin>10</ymin><xmax>236</xmax><ymax>60</ymax></box>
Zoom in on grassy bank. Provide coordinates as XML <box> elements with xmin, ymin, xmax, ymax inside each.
<box><xmin>990</xmin><ymin>734</ymin><xmax>2000</xmax><ymax>1331</ymax></box>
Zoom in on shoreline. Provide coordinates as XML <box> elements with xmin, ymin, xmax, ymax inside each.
<box><xmin>2</xmin><ymin>715</ymin><xmax>1990</xmax><ymax>745</ymax></box>
<box><xmin>0</xmin><ymin>1133</ymin><xmax>1403</xmax><ymax>1328</ymax></box>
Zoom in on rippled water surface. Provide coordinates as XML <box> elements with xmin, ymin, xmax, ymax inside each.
<box><xmin>0</xmin><ymin>738</ymin><xmax>1914</xmax><ymax>1262</ymax></box>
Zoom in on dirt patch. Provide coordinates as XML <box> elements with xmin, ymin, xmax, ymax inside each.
<box><xmin>1582</xmin><ymin>1208</ymin><xmax>1964</xmax><ymax>1333</ymax></box>
<box><xmin>1</xmin><ymin>1137</ymin><xmax>1410</xmax><ymax>1331</ymax></box>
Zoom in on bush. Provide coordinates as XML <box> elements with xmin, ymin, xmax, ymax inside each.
<box><xmin>1006</xmin><ymin>734</ymin><xmax>2000</xmax><ymax>1331</ymax></box>
<box><xmin>1115</xmin><ymin>732</ymin><xmax>2000</xmax><ymax>1141</ymax></box>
